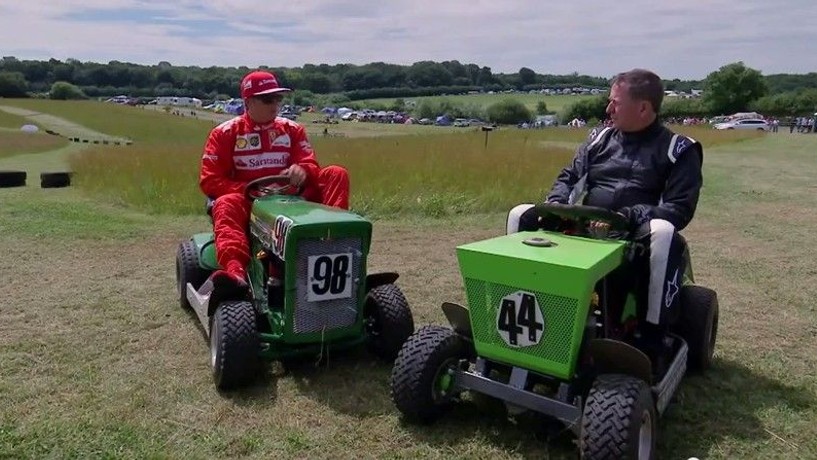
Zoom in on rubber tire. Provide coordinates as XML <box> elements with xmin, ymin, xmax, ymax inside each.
<box><xmin>176</xmin><ymin>240</ymin><xmax>210</xmax><ymax>310</ymax></box>
<box><xmin>0</xmin><ymin>170</ymin><xmax>26</xmax><ymax>188</ymax></box>
<box><xmin>211</xmin><ymin>301</ymin><xmax>259</xmax><ymax>391</ymax></box>
<box><xmin>580</xmin><ymin>374</ymin><xmax>657</xmax><ymax>460</ymax></box>
<box><xmin>40</xmin><ymin>172</ymin><xmax>72</xmax><ymax>188</ymax></box>
<box><xmin>364</xmin><ymin>284</ymin><xmax>415</xmax><ymax>361</ymax></box>
<box><xmin>676</xmin><ymin>285</ymin><xmax>719</xmax><ymax>371</ymax></box>
<box><xmin>390</xmin><ymin>325</ymin><xmax>466</xmax><ymax>424</ymax></box>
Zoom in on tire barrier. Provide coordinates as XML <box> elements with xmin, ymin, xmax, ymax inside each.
<box><xmin>40</xmin><ymin>172</ymin><xmax>72</xmax><ymax>188</ymax></box>
<box><xmin>0</xmin><ymin>170</ymin><xmax>26</xmax><ymax>188</ymax></box>
<box><xmin>68</xmin><ymin>137</ymin><xmax>133</xmax><ymax>146</ymax></box>
<box><xmin>35</xmin><ymin>127</ymin><xmax>133</xmax><ymax>145</ymax></box>
<box><xmin>0</xmin><ymin>171</ymin><xmax>75</xmax><ymax>189</ymax></box>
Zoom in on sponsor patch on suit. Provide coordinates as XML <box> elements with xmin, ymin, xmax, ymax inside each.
<box><xmin>233</xmin><ymin>152</ymin><xmax>290</xmax><ymax>170</ymax></box>
<box><xmin>235</xmin><ymin>133</ymin><xmax>261</xmax><ymax>151</ymax></box>
<box><xmin>269</xmin><ymin>133</ymin><xmax>291</xmax><ymax>148</ymax></box>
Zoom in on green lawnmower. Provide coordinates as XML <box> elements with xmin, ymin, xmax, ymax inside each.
<box><xmin>176</xmin><ymin>175</ymin><xmax>415</xmax><ymax>390</ymax></box>
<box><xmin>390</xmin><ymin>203</ymin><xmax>718</xmax><ymax>460</ymax></box>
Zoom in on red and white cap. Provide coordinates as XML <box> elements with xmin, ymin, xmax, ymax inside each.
<box><xmin>240</xmin><ymin>70</ymin><xmax>292</xmax><ymax>99</ymax></box>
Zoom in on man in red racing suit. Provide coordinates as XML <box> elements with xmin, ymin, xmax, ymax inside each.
<box><xmin>199</xmin><ymin>70</ymin><xmax>350</xmax><ymax>299</ymax></box>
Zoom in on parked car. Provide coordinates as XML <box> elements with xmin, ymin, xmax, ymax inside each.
<box><xmin>713</xmin><ymin>119</ymin><xmax>770</xmax><ymax>131</ymax></box>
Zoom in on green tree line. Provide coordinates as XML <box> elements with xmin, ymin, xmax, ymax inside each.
<box><xmin>0</xmin><ymin>56</ymin><xmax>613</xmax><ymax>100</ymax></box>
<box><xmin>2</xmin><ymin>57</ymin><xmax>815</xmax><ymax>121</ymax></box>
<box><xmin>561</xmin><ymin>62</ymin><xmax>817</xmax><ymax>121</ymax></box>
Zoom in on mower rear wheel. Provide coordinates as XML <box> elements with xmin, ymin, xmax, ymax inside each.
<box><xmin>364</xmin><ymin>283</ymin><xmax>414</xmax><ymax>361</ymax></box>
<box><xmin>676</xmin><ymin>285</ymin><xmax>719</xmax><ymax>371</ymax></box>
<box><xmin>176</xmin><ymin>240</ymin><xmax>210</xmax><ymax>310</ymax></box>
<box><xmin>580</xmin><ymin>374</ymin><xmax>656</xmax><ymax>460</ymax></box>
<box><xmin>210</xmin><ymin>300</ymin><xmax>259</xmax><ymax>391</ymax></box>
<box><xmin>390</xmin><ymin>325</ymin><xmax>466</xmax><ymax>424</ymax></box>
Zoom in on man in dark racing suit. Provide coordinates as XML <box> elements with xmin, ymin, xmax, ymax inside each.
<box><xmin>506</xmin><ymin>69</ymin><xmax>704</xmax><ymax>373</ymax></box>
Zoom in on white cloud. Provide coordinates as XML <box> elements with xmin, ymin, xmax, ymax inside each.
<box><xmin>1</xmin><ymin>0</ymin><xmax>815</xmax><ymax>79</ymax></box>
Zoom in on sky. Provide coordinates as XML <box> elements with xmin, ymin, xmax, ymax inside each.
<box><xmin>1</xmin><ymin>0</ymin><xmax>816</xmax><ymax>80</ymax></box>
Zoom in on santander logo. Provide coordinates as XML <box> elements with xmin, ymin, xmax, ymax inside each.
<box><xmin>234</xmin><ymin>152</ymin><xmax>289</xmax><ymax>170</ymax></box>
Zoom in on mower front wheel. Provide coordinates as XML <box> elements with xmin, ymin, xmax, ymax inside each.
<box><xmin>580</xmin><ymin>374</ymin><xmax>657</xmax><ymax>460</ymax></box>
<box><xmin>390</xmin><ymin>325</ymin><xmax>466</xmax><ymax>424</ymax></box>
<box><xmin>364</xmin><ymin>283</ymin><xmax>414</xmax><ymax>361</ymax></box>
<box><xmin>210</xmin><ymin>301</ymin><xmax>260</xmax><ymax>391</ymax></box>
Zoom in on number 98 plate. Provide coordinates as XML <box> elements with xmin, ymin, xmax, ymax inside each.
<box><xmin>307</xmin><ymin>253</ymin><xmax>353</xmax><ymax>302</ymax></box>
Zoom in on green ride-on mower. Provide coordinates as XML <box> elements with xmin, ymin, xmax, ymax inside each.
<box><xmin>176</xmin><ymin>175</ymin><xmax>415</xmax><ymax>391</ymax></box>
<box><xmin>390</xmin><ymin>203</ymin><xmax>718</xmax><ymax>460</ymax></box>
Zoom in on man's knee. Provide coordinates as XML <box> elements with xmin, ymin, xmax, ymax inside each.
<box><xmin>506</xmin><ymin>203</ymin><xmax>535</xmax><ymax>234</ymax></box>
<box><xmin>648</xmin><ymin>219</ymin><xmax>687</xmax><ymax>257</ymax></box>
<box><xmin>633</xmin><ymin>219</ymin><xmax>674</xmax><ymax>241</ymax></box>
<box><xmin>649</xmin><ymin>219</ymin><xmax>675</xmax><ymax>239</ymax></box>
<box><xmin>320</xmin><ymin>165</ymin><xmax>349</xmax><ymax>184</ymax></box>
<box><xmin>316</xmin><ymin>165</ymin><xmax>350</xmax><ymax>210</ymax></box>
<box><xmin>211</xmin><ymin>193</ymin><xmax>251</xmax><ymax>222</ymax></box>
<box><xmin>212</xmin><ymin>193</ymin><xmax>245</xmax><ymax>212</ymax></box>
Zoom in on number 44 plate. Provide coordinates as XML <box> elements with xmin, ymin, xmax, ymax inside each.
<box><xmin>496</xmin><ymin>291</ymin><xmax>546</xmax><ymax>348</ymax></box>
<box><xmin>307</xmin><ymin>253</ymin><xmax>353</xmax><ymax>302</ymax></box>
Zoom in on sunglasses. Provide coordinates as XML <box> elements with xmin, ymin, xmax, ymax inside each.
<box><xmin>254</xmin><ymin>94</ymin><xmax>283</xmax><ymax>104</ymax></box>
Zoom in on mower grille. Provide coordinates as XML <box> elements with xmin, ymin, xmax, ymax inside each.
<box><xmin>465</xmin><ymin>278</ymin><xmax>578</xmax><ymax>366</ymax></box>
<box><xmin>294</xmin><ymin>237</ymin><xmax>362</xmax><ymax>334</ymax></box>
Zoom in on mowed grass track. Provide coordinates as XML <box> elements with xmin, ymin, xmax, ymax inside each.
<box><xmin>0</xmin><ymin>101</ymin><xmax>814</xmax><ymax>459</ymax></box>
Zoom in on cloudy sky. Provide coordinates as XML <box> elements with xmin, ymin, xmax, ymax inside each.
<box><xmin>1</xmin><ymin>0</ymin><xmax>815</xmax><ymax>80</ymax></box>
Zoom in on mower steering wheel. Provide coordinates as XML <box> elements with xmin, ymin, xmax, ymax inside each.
<box><xmin>244</xmin><ymin>174</ymin><xmax>300</xmax><ymax>200</ymax></box>
<box><xmin>533</xmin><ymin>202</ymin><xmax>630</xmax><ymax>232</ymax></box>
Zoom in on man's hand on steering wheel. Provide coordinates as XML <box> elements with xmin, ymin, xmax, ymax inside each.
<box><xmin>282</xmin><ymin>164</ymin><xmax>307</xmax><ymax>187</ymax></box>
<box><xmin>588</xmin><ymin>212</ymin><xmax>628</xmax><ymax>239</ymax></box>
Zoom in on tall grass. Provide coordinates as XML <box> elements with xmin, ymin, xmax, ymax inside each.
<box><xmin>311</xmin><ymin>130</ymin><xmax>574</xmax><ymax>217</ymax></box>
<box><xmin>68</xmin><ymin>130</ymin><xmax>575</xmax><ymax>217</ymax></box>
<box><xmin>67</xmin><ymin>119</ymin><xmax>764</xmax><ymax>218</ymax></box>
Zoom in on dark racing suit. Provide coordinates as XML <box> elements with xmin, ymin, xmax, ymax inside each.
<box><xmin>507</xmin><ymin>119</ymin><xmax>703</xmax><ymax>336</ymax></box>
<box><xmin>200</xmin><ymin>114</ymin><xmax>350</xmax><ymax>278</ymax></box>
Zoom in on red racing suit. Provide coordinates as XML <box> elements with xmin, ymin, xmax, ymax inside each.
<box><xmin>200</xmin><ymin>114</ymin><xmax>350</xmax><ymax>277</ymax></box>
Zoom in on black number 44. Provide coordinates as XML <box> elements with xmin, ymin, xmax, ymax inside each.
<box><xmin>311</xmin><ymin>255</ymin><xmax>350</xmax><ymax>296</ymax></box>
<box><xmin>498</xmin><ymin>293</ymin><xmax>544</xmax><ymax>346</ymax></box>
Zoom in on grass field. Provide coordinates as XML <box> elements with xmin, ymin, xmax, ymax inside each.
<box><xmin>0</xmin><ymin>131</ymin><xmax>69</xmax><ymax>159</ymax></box>
<box><xmin>0</xmin><ymin>99</ymin><xmax>215</xmax><ymax>144</ymax></box>
<box><xmin>352</xmin><ymin>93</ymin><xmax>596</xmax><ymax>114</ymax></box>
<box><xmin>1</xmin><ymin>101</ymin><xmax>815</xmax><ymax>459</ymax></box>
<box><xmin>0</xmin><ymin>108</ymin><xmax>36</xmax><ymax>129</ymax></box>
<box><xmin>2</xmin><ymin>99</ymin><xmax>756</xmax><ymax>218</ymax></box>
<box><xmin>64</xmin><ymin>119</ymin><xmax>762</xmax><ymax>218</ymax></box>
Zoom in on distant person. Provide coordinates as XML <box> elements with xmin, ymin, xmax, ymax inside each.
<box><xmin>506</xmin><ymin>68</ymin><xmax>704</xmax><ymax>375</ymax></box>
<box><xmin>198</xmin><ymin>70</ymin><xmax>350</xmax><ymax>301</ymax></box>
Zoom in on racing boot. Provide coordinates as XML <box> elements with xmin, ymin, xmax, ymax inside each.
<box><xmin>204</xmin><ymin>261</ymin><xmax>249</xmax><ymax>309</ymax></box>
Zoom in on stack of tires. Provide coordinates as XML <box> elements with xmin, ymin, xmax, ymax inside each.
<box><xmin>0</xmin><ymin>171</ymin><xmax>73</xmax><ymax>188</ymax></box>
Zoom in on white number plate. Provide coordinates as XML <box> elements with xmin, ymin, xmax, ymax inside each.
<box><xmin>307</xmin><ymin>253</ymin><xmax>353</xmax><ymax>302</ymax></box>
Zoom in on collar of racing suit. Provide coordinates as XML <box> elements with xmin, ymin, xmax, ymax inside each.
<box><xmin>618</xmin><ymin>117</ymin><xmax>663</xmax><ymax>145</ymax></box>
<box><xmin>242</xmin><ymin>113</ymin><xmax>277</xmax><ymax>132</ymax></box>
